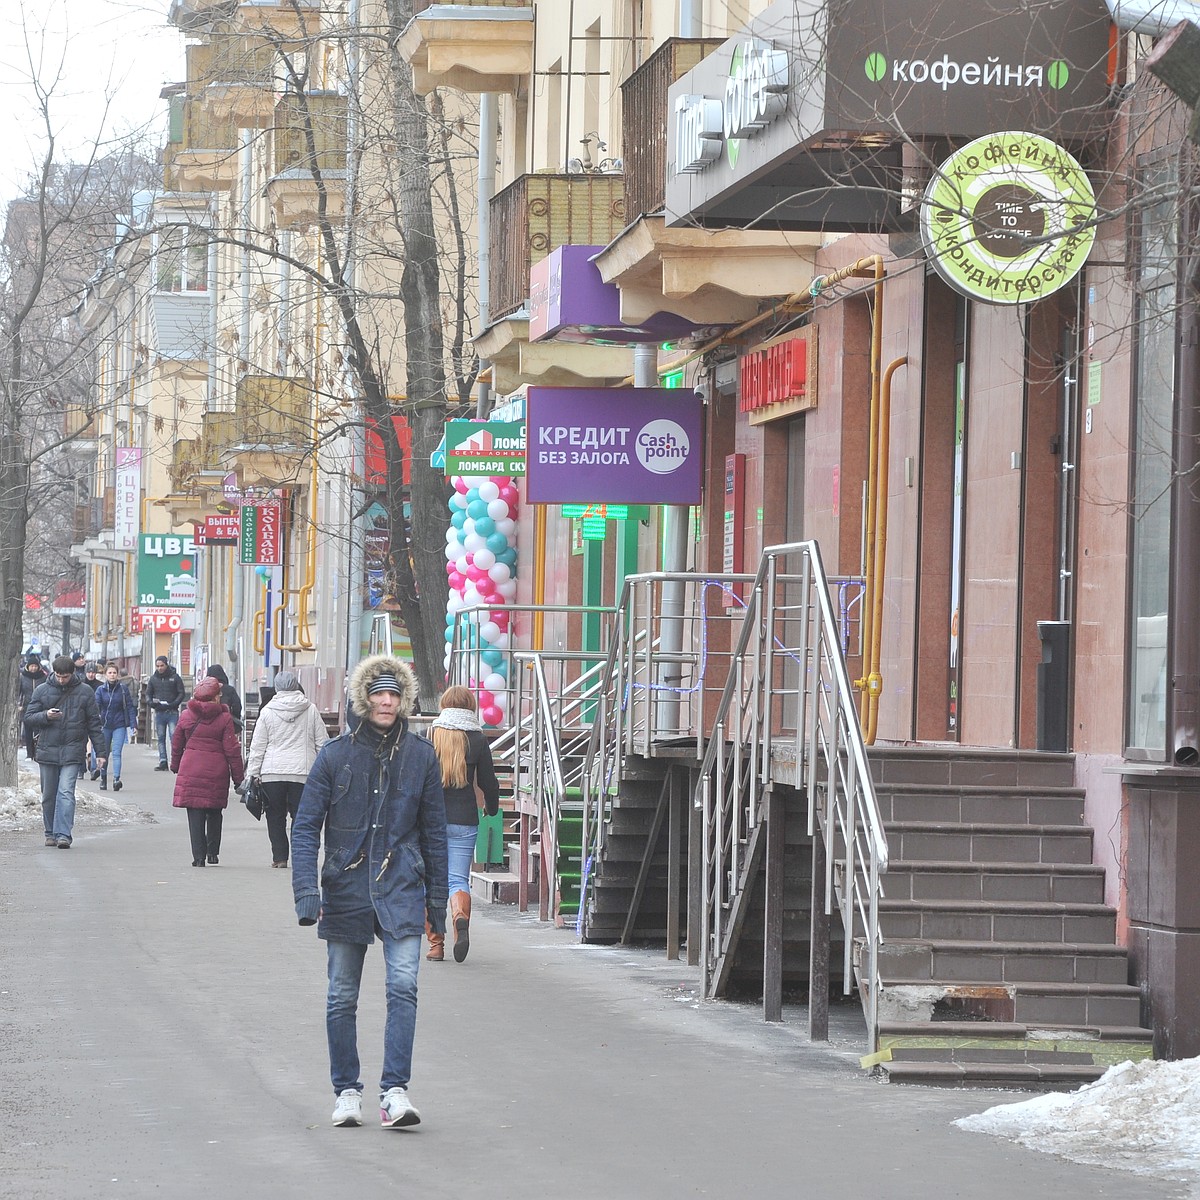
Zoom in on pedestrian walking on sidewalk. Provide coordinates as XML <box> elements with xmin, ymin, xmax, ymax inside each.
<box><xmin>204</xmin><ymin>664</ymin><xmax>243</xmax><ymax>735</ymax></box>
<box><xmin>95</xmin><ymin>664</ymin><xmax>137</xmax><ymax>791</ymax></box>
<box><xmin>170</xmin><ymin>676</ymin><xmax>244</xmax><ymax>867</ymax></box>
<box><xmin>427</xmin><ymin>686</ymin><xmax>500</xmax><ymax>963</ymax></box>
<box><xmin>23</xmin><ymin>654</ymin><xmax>107</xmax><ymax>849</ymax></box>
<box><xmin>292</xmin><ymin>655</ymin><xmax>447</xmax><ymax>1131</ymax></box>
<box><xmin>147</xmin><ymin>655</ymin><xmax>185</xmax><ymax>770</ymax></box>
<box><xmin>245</xmin><ymin>670</ymin><xmax>328</xmax><ymax>868</ymax></box>
<box><xmin>18</xmin><ymin>655</ymin><xmax>47</xmax><ymax>760</ymax></box>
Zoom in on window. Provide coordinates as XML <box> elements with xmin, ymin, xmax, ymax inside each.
<box><xmin>156</xmin><ymin>226</ymin><xmax>208</xmax><ymax>293</ymax></box>
<box><xmin>1127</xmin><ymin>157</ymin><xmax>1179</xmax><ymax>757</ymax></box>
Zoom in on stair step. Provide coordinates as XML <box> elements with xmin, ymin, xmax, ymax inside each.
<box><xmin>886</xmin><ymin>822</ymin><xmax>1093</xmax><ymax>865</ymax></box>
<box><xmin>885</xmin><ymin>860</ymin><xmax>1106</xmax><ymax>904</ymax></box>
<box><xmin>866</xmin><ymin>746</ymin><xmax>1076</xmax><ymax>789</ymax></box>
<box><xmin>877</xmin><ymin>938</ymin><xmax>1129</xmax><ymax>985</ymax></box>
<box><xmin>878</xmin><ymin>1060</ymin><xmax>1111</xmax><ymax>1089</ymax></box>
<box><xmin>873</xmin><ymin>784</ymin><xmax>1086</xmax><ymax>826</ymax></box>
<box><xmin>878</xmin><ymin>899</ymin><xmax>1117</xmax><ymax>944</ymax></box>
<box><xmin>469</xmin><ymin>870</ymin><xmax>520</xmax><ymax>904</ymax></box>
<box><xmin>877</xmin><ymin>980</ymin><xmax>1144</xmax><ymax>1027</ymax></box>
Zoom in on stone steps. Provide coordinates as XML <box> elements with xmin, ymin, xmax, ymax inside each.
<box><xmin>878</xmin><ymin>897</ymin><xmax>1117</xmax><ymax>944</ymax></box>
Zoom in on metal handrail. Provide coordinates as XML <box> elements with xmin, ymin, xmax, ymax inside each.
<box><xmin>694</xmin><ymin>542</ymin><xmax>887</xmax><ymax>1050</ymax></box>
<box><xmin>524</xmin><ymin>655</ymin><xmax>567</xmax><ymax>922</ymax></box>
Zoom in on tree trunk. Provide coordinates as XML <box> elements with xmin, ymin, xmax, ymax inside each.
<box><xmin>0</xmin><ymin>433</ymin><xmax>30</xmax><ymax>787</ymax></box>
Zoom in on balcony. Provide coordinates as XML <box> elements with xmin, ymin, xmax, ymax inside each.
<box><xmin>489</xmin><ymin>173</ymin><xmax>626</xmax><ymax>321</ymax></box>
<box><xmin>168</xmin><ymin>437</ymin><xmax>206</xmax><ymax>493</ymax></box>
<box><xmin>169</xmin><ymin>95</ymin><xmax>241</xmax><ymax>191</ymax></box>
<box><xmin>266</xmin><ymin>93</ymin><xmax>347</xmax><ymax>228</ymax></box>
<box><xmin>221</xmin><ymin>375</ymin><xmax>313</xmax><ymax>487</ymax></box>
<box><xmin>622</xmin><ymin>38</ymin><xmax>724</xmax><ymax>222</ymax></box>
<box><xmin>397</xmin><ymin>1</ymin><xmax>534</xmax><ymax>96</ymax></box>
<box><xmin>63</xmin><ymin>404</ymin><xmax>94</xmax><ymax>440</ymax></box>
<box><xmin>169</xmin><ymin>0</ymin><xmax>319</xmax><ymax>39</ymax></box>
<box><xmin>189</xmin><ymin>34</ymin><xmax>277</xmax><ymax>128</ymax></box>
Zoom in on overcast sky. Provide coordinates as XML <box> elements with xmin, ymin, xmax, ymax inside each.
<box><xmin>0</xmin><ymin>0</ymin><xmax>184</xmax><ymax>204</ymax></box>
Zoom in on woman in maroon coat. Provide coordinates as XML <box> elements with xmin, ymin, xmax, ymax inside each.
<box><xmin>171</xmin><ymin>676</ymin><xmax>245</xmax><ymax>867</ymax></box>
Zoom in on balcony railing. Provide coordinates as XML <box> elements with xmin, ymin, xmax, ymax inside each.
<box><xmin>273</xmin><ymin>93</ymin><xmax>347</xmax><ymax>175</ymax></box>
<box><xmin>622</xmin><ymin>38</ymin><xmax>724</xmax><ymax>221</ymax></box>
<box><xmin>489</xmin><ymin>174</ymin><xmax>626</xmax><ymax>321</ymax></box>
<box><xmin>412</xmin><ymin>0</ymin><xmax>530</xmax><ymax>11</ymax></box>
<box><xmin>169</xmin><ymin>437</ymin><xmax>205</xmax><ymax>492</ymax></box>
<box><xmin>236</xmin><ymin>375</ymin><xmax>312</xmax><ymax>445</ymax></box>
<box><xmin>189</xmin><ymin>34</ymin><xmax>276</xmax><ymax>87</ymax></box>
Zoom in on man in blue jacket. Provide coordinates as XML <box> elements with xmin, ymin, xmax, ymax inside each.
<box><xmin>292</xmin><ymin>654</ymin><xmax>447</xmax><ymax>1130</ymax></box>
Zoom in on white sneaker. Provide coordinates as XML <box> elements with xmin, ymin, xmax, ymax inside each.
<box><xmin>380</xmin><ymin>1086</ymin><xmax>420</xmax><ymax>1128</ymax></box>
<box><xmin>332</xmin><ymin>1088</ymin><xmax>363</xmax><ymax>1127</ymax></box>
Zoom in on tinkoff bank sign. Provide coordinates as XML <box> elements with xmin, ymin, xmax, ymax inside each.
<box><xmin>525</xmin><ymin>388</ymin><xmax>703</xmax><ymax>506</ymax></box>
<box><xmin>920</xmin><ymin>132</ymin><xmax>1096</xmax><ymax>305</ymax></box>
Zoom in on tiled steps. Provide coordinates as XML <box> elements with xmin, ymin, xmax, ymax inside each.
<box><xmin>861</xmin><ymin>746</ymin><xmax>1155</xmax><ymax>1088</ymax></box>
<box><xmin>874</xmin><ymin>1021</ymin><xmax>1153</xmax><ymax>1089</ymax></box>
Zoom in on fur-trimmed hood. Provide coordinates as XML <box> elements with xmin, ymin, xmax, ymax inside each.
<box><xmin>347</xmin><ymin>654</ymin><xmax>418</xmax><ymax>719</ymax></box>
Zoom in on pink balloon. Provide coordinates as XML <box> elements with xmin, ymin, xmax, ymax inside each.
<box><xmin>466</xmin><ymin>565</ymin><xmax>486</xmax><ymax>582</ymax></box>
<box><xmin>481</xmin><ymin>705</ymin><xmax>503</xmax><ymax>726</ymax></box>
<box><xmin>493</xmin><ymin>612</ymin><xmax>510</xmax><ymax>631</ymax></box>
<box><xmin>447</xmin><ymin>571</ymin><xmax>465</xmax><ymax>591</ymax></box>
<box><xmin>499</xmin><ymin>485</ymin><xmax>518</xmax><ymax>505</ymax></box>
<box><xmin>468</xmin><ymin>677</ymin><xmax>478</xmax><ymax>689</ymax></box>
<box><xmin>476</xmin><ymin>689</ymin><xmax>494</xmax><ymax>709</ymax></box>
<box><xmin>445</xmin><ymin>560</ymin><xmax>457</xmax><ymax>575</ymax></box>
<box><xmin>454</xmin><ymin>478</ymin><xmax>469</xmax><ymax>494</ymax></box>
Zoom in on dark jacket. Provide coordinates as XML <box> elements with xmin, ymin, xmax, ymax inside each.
<box><xmin>146</xmin><ymin>665</ymin><xmax>186</xmax><ymax>714</ymax></box>
<box><xmin>19</xmin><ymin>664</ymin><xmax>47</xmax><ymax>718</ymax></box>
<box><xmin>435</xmin><ymin>728</ymin><xmax>500</xmax><ymax>827</ymax></box>
<box><xmin>170</xmin><ymin>698</ymin><xmax>244</xmax><ymax>810</ymax></box>
<box><xmin>95</xmin><ymin>680</ymin><xmax>137</xmax><ymax>733</ymax></box>
<box><xmin>205</xmin><ymin>666</ymin><xmax>243</xmax><ymax>732</ymax></box>
<box><xmin>292</xmin><ymin>655</ymin><xmax>447</xmax><ymax>944</ymax></box>
<box><xmin>23</xmin><ymin>675</ymin><xmax>106</xmax><ymax>765</ymax></box>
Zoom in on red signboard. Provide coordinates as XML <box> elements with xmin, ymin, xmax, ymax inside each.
<box><xmin>196</xmin><ymin>514</ymin><xmax>241</xmax><ymax>546</ymax></box>
<box><xmin>132</xmin><ymin>606</ymin><xmax>191</xmax><ymax>633</ymax></box>
<box><xmin>240</xmin><ymin>500</ymin><xmax>283</xmax><ymax>565</ymax></box>
<box><xmin>739</xmin><ymin>335</ymin><xmax>808</xmax><ymax>414</ymax></box>
<box><xmin>364</xmin><ymin>414</ymin><xmax>412</xmax><ymax>486</ymax></box>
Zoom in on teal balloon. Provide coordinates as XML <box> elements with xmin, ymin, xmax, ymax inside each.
<box><xmin>481</xmin><ymin>649</ymin><xmax>503</xmax><ymax>668</ymax></box>
<box><xmin>445</xmin><ymin>627</ymin><xmax>455</xmax><ymax>642</ymax></box>
<box><xmin>486</xmin><ymin>532</ymin><xmax>509</xmax><ymax>555</ymax></box>
<box><xmin>498</xmin><ymin>547</ymin><xmax>517</xmax><ymax>566</ymax></box>
<box><xmin>446</xmin><ymin>612</ymin><xmax>456</xmax><ymax>625</ymax></box>
<box><xmin>450</xmin><ymin>509</ymin><xmax>466</xmax><ymax>530</ymax></box>
<box><xmin>473</xmin><ymin>516</ymin><xmax>496</xmax><ymax>538</ymax></box>
<box><xmin>466</xmin><ymin>488</ymin><xmax>480</xmax><ymax>503</ymax></box>
<box><xmin>467</xmin><ymin>500</ymin><xmax>488</xmax><ymax>520</ymax></box>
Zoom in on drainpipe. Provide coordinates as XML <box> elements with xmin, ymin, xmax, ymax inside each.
<box><xmin>239</xmin><ymin>128</ymin><xmax>252</xmax><ymax>371</ymax></box>
<box><xmin>207</xmin><ymin>216</ymin><xmax>219</xmax><ymax>408</ymax></box>
<box><xmin>1170</xmin><ymin>250</ymin><xmax>1200</xmax><ymax>766</ymax></box>
<box><xmin>476</xmin><ymin>92</ymin><xmax>496</xmax><ymax>419</ymax></box>
<box><xmin>278</xmin><ymin>230</ymin><xmax>291</xmax><ymax>371</ymax></box>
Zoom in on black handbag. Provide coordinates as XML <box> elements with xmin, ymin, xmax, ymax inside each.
<box><xmin>241</xmin><ymin>777</ymin><xmax>264</xmax><ymax>821</ymax></box>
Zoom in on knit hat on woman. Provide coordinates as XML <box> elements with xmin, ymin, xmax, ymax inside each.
<box><xmin>194</xmin><ymin>677</ymin><xmax>221</xmax><ymax>702</ymax></box>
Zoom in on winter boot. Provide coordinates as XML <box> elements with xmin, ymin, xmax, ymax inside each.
<box><xmin>99</xmin><ymin>771</ymin><xmax>107</xmax><ymax>790</ymax></box>
<box><xmin>451</xmin><ymin>892</ymin><xmax>471</xmax><ymax>962</ymax></box>
<box><xmin>425</xmin><ymin>918</ymin><xmax>444</xmax><ymax>961</ymax></box>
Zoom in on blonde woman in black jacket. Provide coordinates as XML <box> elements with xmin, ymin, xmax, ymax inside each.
<box><xmin>427</xmin><ymin>686</ymin><xmax>500</xmax><ymax>962</ymax></box>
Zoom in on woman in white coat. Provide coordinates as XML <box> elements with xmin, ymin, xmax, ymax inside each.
<box><xmin>246</xmin><ymin>671</ymin><xmax>329</xmax><ymax>868</ymax></box>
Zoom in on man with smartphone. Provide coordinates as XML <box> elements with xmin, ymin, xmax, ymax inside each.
<box><xmin>24</xmin><ymin>655</ymin><xmax>107</xmax><ymax>849</ymax></box>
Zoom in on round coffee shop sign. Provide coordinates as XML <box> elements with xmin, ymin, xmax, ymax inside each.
<box><xmin>921</xmin><ymin>132</ymin><xmax>1096</xmax><ymax>304</ymax></box>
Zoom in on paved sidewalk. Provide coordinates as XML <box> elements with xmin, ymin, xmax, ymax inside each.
<box><xmin>0</xmin><ymin>742</ymin><xmax>1189</xmax><ymax>1200</ymax></box>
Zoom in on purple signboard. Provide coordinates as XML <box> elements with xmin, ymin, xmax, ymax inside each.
<box><xmin>525</xmin><ymin>387</ymin><xmax>703</xmax><ymax>505</ymax></box>
<box><xmin>529</xmin><ymin>244</ymin><xmax>712</xmax><ymax>346</ymax></box>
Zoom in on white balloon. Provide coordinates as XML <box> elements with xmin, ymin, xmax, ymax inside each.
<box><xmin>450</xmin><ymin>491</ymin><xmax>468</xmax><ymax>509</ymax></box>
<box><xmin>463</xmin><ymin>586</ymin><xmax>480</xmax><ymax>606</ymax></box>
<box><xmin>445</xmin><ymin>526</ymin><xmax>459</xmax><ymax>544</ymax></box>
<box><xmin>462</xmin><ymin>519</ymin><xmax>476</xmax><ymax>538</ymax></box>
<box><xmin>498</xmin><ymin>580</ymin><xmax>517</xmax><ymax>599</ymax></box>
<box><xmin>455</xmin><ymin>555</ymin><xmax>470</xmax><ymax>574</ymax></box>
<box><xmin>463</xmin><ymin>533</ymin><xmax>484</xmax><ymax>554</ymax></box>
<box><xmin>447</xmin><ymin>592</ymin><xmax>464</xmax><ymax>612</ymax></box>
<box><xmin>496</xmin><ymin>518</ymin><xmax>516</xmax><ymax>539</ymax></box>
<box><xmin>445</xmin><ymin>542</ymin><xmax>460</xmax><ymax>561</ymax></box>
<box><xmin>491</xmin><ymin>633</ymin><xmax>510</xmax><ymax>650</ymax></box>
<box><xmin>478</xmin><ymin>481</ymin><xmax>500</xmax><ymax>502</ymax></box>
<box><xmin>472</xmin><ymin>547</ymin><xmax>496</xmax><ymax>571</ymax></box>
<box><xmin>494</xmin><ymin>691</ymin><xmax>509</xmax><ymax>711</ymax></box>
<box><xmin>486</xmin><ymin>498</ymin><xmax>509</xmax><ymax>521</ymax></box>
<box><xmin>479</xmin><ymin>621</ymin><xmax>500</xmax><ymax>643</ymax></box>
<box><xmin>487</xmin><ymin>562</ymin><xmax>511</xmax><ymax>584</ymax></box>
<box><xmin>482</xmin><ymin>672</ymin><xmax>506</xmax><ymax>693</ymax></box>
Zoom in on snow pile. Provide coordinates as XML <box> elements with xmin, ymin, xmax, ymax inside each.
<box><xmin>0</xmin><ymin>759</ymin><xmax>154</xmax><ymax>830</ymax></box>
<box><xmin>956</xmin><ymin>1057</ymin><xmax>1200</xmax><ymax>1178</ymax></box>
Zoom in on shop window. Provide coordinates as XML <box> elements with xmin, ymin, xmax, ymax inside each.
<box><xmin>155</xmin><ymin>225</ymin><xmax>208</xmax><ymax>293</ymax></box>
<box><xmin>1127</xmin><ymin>158</ymin><xmax>1179</xmax><ymax>757</ymax></box>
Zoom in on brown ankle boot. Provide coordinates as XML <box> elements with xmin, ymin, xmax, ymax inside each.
<box><xmin>425</xmin><ymin>919</ymin><xmax>444</xmax><ymax>961</ymax></box>
<box><xmin>450</xmin><ymin>892</ymin><xmax>471</xmax><ymax>962</ymax></box>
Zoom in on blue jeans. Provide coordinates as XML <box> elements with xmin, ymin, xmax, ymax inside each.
<box><xmin>40</xmin><ymin>762</ymin><xmax>82</xmax><ymax>842</ymax></box>
<box><xmin>155</xmin><ymin>710</ymin><xmax>178</xmax><ymax>764</ymax></box>
<box><xmin>326</xmin><ymin>934</ymin><xmax>421</xmax><ymax>1096</ymax></box>
<box><xmin>446</xmin><ymin>823</ymin><xmax>477</xmax><ymax>897</ymax></box>
<box><xmin>106</xmin><ymin>726</ymin><xmax>128</xmax><ymax>779</ymax></box>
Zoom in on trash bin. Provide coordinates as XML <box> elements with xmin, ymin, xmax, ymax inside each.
<box><xmin>1036</xmin><ymin>621</ymin><xmax>1070</xmax><ymax>753</ymax></box>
